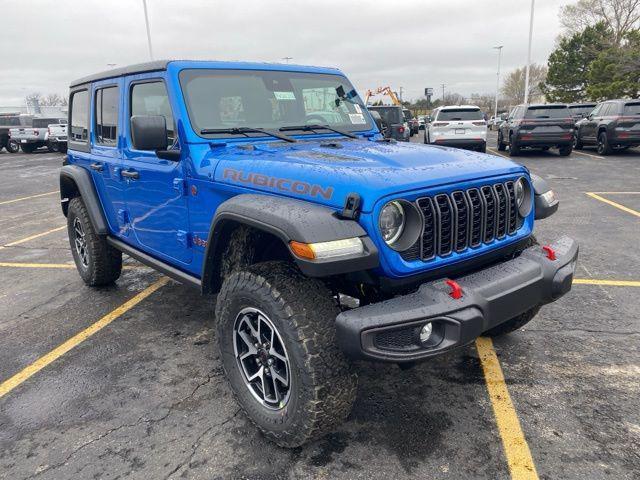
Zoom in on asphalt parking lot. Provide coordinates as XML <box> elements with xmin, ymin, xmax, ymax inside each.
<box><xmin>0</xmin><ymin>139</ymin><xmax>639</xmax><ymax>480</ymax></box>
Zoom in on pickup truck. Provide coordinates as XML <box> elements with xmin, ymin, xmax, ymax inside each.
<box><xmin>47</xmin><ymin>122</ymin><xmax>68</xmax><ymax>152</ymax></box>
<box><xmin>9</xmin><ymin>117</ymin><xmax>66</xmax><ymax>153</ymax></box>
<box><xmin>0</xmin><ymin>113</ymin><xmax>33</xmax><ymax>153</ymax></box>
<box><xmin>61</xmin><ymin>59</ymin><xmax>577</xmax><ymax>447</ymax></box>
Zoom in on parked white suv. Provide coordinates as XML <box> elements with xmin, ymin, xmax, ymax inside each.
<box><xmin>424</xmin><ymin>105</ymin><xmax>487</xmax><ymax>152</ymax></box>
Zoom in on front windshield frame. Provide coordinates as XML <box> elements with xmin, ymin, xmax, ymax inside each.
<box><xmin>178</xmin><ymin>68</ymin><xmax>374</xmax><ymax>140</ymax></box>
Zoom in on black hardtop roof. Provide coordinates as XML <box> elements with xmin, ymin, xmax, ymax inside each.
<box><xmin>70</xmin><ymin>60</ymin><xmax>170</xmax><ymax>88</ymax></box>
<box><xmin>523</xmin><ymin>103</ymin><xmax>568</xmax><ymax>108</ymax></box>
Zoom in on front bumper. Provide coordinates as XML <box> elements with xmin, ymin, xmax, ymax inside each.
<box><xmin>336</xmin><ymin>235</ymin><xmax>578</xmax><ymax>362</ymax></box>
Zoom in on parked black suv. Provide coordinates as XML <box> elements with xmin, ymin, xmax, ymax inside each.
<box><xmin>497</xmin><ymin>104</ymin><xmax>574</xmax><ymax>156</ymax></box>
<box><xmin>574</xmin><ymin>99</ymin><xmax>640</xmax><ymax>155</ymax></box>
<box><xmin>568</xmin><ymin>103</ymin><xmax>597</xmax><ymax>120</ymax></box>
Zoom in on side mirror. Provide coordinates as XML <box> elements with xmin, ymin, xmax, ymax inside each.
<box><xmin>587</xmin><ymin>113</ymin><xmax>594</xmax><ymax>120</ymax></box>
<box><xmin>130</xmin><ymin>115</ymin><xmax>181</xmax><ymax>161</ymax></box>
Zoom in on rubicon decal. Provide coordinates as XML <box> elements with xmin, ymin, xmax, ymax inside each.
<box><xmin>223</xmin><ymin>168</ymin><xmax>334</xmax><ymax>200</ymax></box>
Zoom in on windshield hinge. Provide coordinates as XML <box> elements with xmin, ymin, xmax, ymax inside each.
<box><xmin>338</xmin><ymin>192</ymin><xmax>361</xmax><ymax>220</ymax></box>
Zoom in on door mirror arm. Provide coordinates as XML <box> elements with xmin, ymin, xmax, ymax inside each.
<box><xmin>156</xmin><ymin>149</ymin><xmax>181</xmax><ymax>161</ymax></box>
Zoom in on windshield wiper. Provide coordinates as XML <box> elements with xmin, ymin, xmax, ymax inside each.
<box><xmin>200</xmin><ymin>126</ymin><xmax>296</xmax><ymax>143</ymax></box>
<box><xmin>279</xmin><ymin>124</ymin><xmax>358</xmax><ymax>139</ymax></box>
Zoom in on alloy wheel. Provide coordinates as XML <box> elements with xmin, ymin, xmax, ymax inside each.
<box><xmin>73</xmin><ymin>217</ymin><xmax>89</xmax><ymax>268</ymax></box>
<box><xmin>233</xmin><ymin>307</ymin><xmax>291</xmax><ymax>410</ymax></box>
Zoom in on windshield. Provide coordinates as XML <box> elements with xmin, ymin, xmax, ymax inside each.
<box><xmin>369</xmin><ymin>106</ymin><xmax>402</xmax><ymax>124</ymax></box>
<box><xmin>403</xmin><ymin>109</ymin><xmax>412</xmax><ymax>121</ymax></box>
<box><xmin>437</xmin><ymin>108</ymin><xmax>483</xmax><ymax>121</ymax></box>
<box><xmin>179</xmin><ymin>69</ymin><xmax>373</xmax><ymax>138</ymax></box>
<box><xmin>623</xmin><ymin>102</ymin><xmax>640</xmax><ymax>116</ymax></box>
<box><xmin>569</xmin><ymin>105</ymin><xmax>595</xmax><ymax>117</ymax></box>
<box><xmin>525</xmin><ymin>106</ymin><xmax>570</xmax><ymax>119</ymax></box>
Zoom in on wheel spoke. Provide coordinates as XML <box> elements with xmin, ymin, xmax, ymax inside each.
<box><xmin>247</xmin><ymin>365</ymin><xmax>264</xmax><ymax>382</ymax></box>
<box><xmin>270</xmin><ymin>373</ymin><xmax>281</xmax><ymax>403</ymax></box>
<box><xmin>269</xmin><ymin>366</ymin><xmax>288</xmax><ymax>387</ymax></box>
<box><xmin>269</xmin><ymin>347</ymin><xmax>287</xmax><ymax>363</ymax></box>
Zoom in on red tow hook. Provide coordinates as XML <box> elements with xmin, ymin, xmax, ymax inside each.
<box><xmin>542</xmin><ymin>245</ymin><xmax>557</xmax><ymax>261</ymax></box>
<box><xmin>445</xmin><ymin>279</ymin><xmax>463</xmax><ymax>299</ymax></box>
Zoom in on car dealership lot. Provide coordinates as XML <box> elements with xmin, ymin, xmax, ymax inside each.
<box><xmin>0</xmin><ymin>143</ymin><xmax>639</xmax><ymax>479</ymax></box>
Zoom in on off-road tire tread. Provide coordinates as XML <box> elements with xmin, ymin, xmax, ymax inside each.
<box><xmin>215</xmin><ymin>261</ymin><xmax>357</xmax><ymax>448</ymax></box>
<box><xmin>67</xmin><ymin>197</ymin><xmax>122</xmax><ymax>286</ymax></box>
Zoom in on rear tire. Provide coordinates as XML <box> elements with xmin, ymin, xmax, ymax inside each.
<box><xmin>6</xmin><ymin>139</ymin><xmax>20</xmax><ymax>153</ymax></box>
<box><xmin>508</xmin><ymin>134</ymin><xmax>520</xmax><ymax>156</ymax></box>
<box><xmin>67</xmin><ymin>197</ymin><xmax>122</xmax><ymax>286</ymax></box>
<box><xmin>597</xmin><ymin>131</ymin><xmax>613</xmax><ymax>155</ymax></box>
<box><xmin>478</xmin><ymin>143</ymin><xmax>486</xmax><ymax>153</ymax></box>
<box><xmin>558</xmin><ymin>145</ymin><xmax>572</xmax><ymax>156</ymax></box>
<box><xmin>215</xmin><ymin>261</ymin><xmax>357</xmax><ymax>448</ymax></box>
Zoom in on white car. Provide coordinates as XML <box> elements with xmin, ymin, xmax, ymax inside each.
<box><xmin>424</xmin><ymin>105</ymin><xmax>487</xmax><ymax>152</ymax></box>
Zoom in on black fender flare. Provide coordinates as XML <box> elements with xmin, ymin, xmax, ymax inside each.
<box><xmin>201</xmin><ymin>194</ymin><xmax>379</xmax><ymax>294</ymax></box>
<box><xmin>59</xmin><ymin>165</ymin><xmax>109</xmax><ymax>235</ymax></box>
<box><xmin>530</xmin><ymin>173</ymin><xmax>559</xmax><ymax>220</ymax></box>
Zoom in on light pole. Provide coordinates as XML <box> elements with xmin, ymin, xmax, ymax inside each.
<box><xmin>282</xmin><ymin>57</ymin><xmax>293</xmax><ymax>64</ymax></box>
<box><xmin>441</xmin><ymin>83</ymin><xmax>445</xmax><ymax>103</ymax></box>
<box><xmin>142</xmin><ymin>0</ymin><xmax>154</xmax><ymax>61</ymax></box>
<box><xmin>493</xmin><ymin>46</ymin><xmax>503</xmax><ymax>121</ymax></box>
<box><xmin>523</xmin><ymin>0</ymin><xmax>535</xmax><ymax>104</ymax></box>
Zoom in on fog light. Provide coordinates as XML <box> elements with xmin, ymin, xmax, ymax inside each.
<box><xmin>419</xmin><ymin>323</ymin><xmax>433</xmax><ymax>344</ymax></box>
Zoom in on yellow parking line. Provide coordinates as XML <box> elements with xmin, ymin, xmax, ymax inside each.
<box><xmin>572</xmin><ymin>151</ymin><xmax>605</xmax><ymax>160</ymax></box>
<box><xmin>585</xmin><ymin>192</ymin><xmax>640</xmax><ymax>218</ymax></box>
<box><xmin>487</xmin><ymin>147</ymin><xmax>510</xmax><ymax>159</ymax></box>
<box><xmin>590</xmin><ymin>192</ymin><xmax>640</xmax><ymax>195</ymax></box>
<box><xmin>0</xmin><ymin>226</ymin><xmax>66</xmax><ymax>250</ymax></box>
<box><xmin>0</xmin><ymin>190</ymin><xmax>58</xmax><ymax>206</ymax></box>
<box><xmin>0</xmin><ymin>277</ymin><xmax>169</xmax><ymax>399</ymax></box>
<box><xmin>476</xmin><ymin>337</ymin><xmax>539</xmax><ymax>480</ymax></box>
<box><xmin>573</xmin><ymin>278</ymin><xmax>640</xmax><ymax>287</ymax></box>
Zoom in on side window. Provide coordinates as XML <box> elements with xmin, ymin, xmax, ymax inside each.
<box><xmin>95</xmin><ymin>86</ymin><xmax>119</xmax><ymax>146</ymax></box>
<box><xmin>130</xmin><ymin>81</ymin><xmax>175</xmax><ymax>147</ymax></box>
<box><xmin>70</xmin><ymin>90</ymin><xmax>89</xmax><ymax>143</ymax></box>
<box><xmin>590</xmin><ymin>104</ymin><xmax>602</xmax><ymax>117</ymax></box>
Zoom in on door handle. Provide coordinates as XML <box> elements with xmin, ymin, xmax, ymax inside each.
<box><xmin>90</xmin><ymin>162</ymin><xmax>103</xmax><ymax>172</ymax></box>
<box><xmin>121</xmin><ymin>169</ymin><xmax>139</xmax><ymax>180</ymax></box>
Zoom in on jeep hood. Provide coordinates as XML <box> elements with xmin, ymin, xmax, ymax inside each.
<box><xmin>210</xmin><ymin>139</ymin><xmax>526</xmax><ymax>212</ymax></box>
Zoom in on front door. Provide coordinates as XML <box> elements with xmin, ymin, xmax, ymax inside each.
<box><xmin>122</xmin><ymin>78</ymin><xmax>192</xmax><ymax>265</ymax></box>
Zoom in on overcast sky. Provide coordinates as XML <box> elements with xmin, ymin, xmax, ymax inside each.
<box><xmin>1</xmin><ymin>0</ymin><xmax>569</xmax><ymax>106</ymax></box>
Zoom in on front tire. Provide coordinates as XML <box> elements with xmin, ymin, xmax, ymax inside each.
<box><xmin>484</xmin><ymin>306</ymin><xmax>541</xmax><ymax>337</ymax></box>
<box><xmin>67</xmin><ymin>197</ymin><xmax>122</xmax><ymax>286</ymax></box>
<box><xmin>497</xmin><ymin>131</ymin><xmax>506</xmax><ymax>151</ymax></box>
<box><xmin>21</xmin><ymin>144</ymin><xmax>36</xmax><ymax>153</ymax></box>
<box><xmin>6</xmin><ymin>139</ymin><xmax>20</xmax><ymax>153</ymax></box>
<box><xmin>573</xmin><ymin>132</ymin><xmax>583</xmax><ymax>149</ymax></box>
<box><xmin>215</xmin><ymin>261</ymin><xmax>357</xmax><ymax>448</ymax></box>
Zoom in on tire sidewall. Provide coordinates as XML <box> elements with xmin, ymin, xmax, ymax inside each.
<box><xmin>7</xmin><ymin>140</ymin><xmax>19</xmax><ymax>153</ymax></box>
<box><xmin>217</xmin><ymin>283</ymin><xmax>310</xmax><ymax>437</ymax></box>
<box><xmin>67</xmin><ymin>199</ymin><xmax>96</xmax><ymax>283</ymax></box>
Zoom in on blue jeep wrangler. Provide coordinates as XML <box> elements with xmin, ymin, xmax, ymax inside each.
<box><xmin>61</xmin><ymin>60</ymin><xmax>578</xmax><ymax>447</ymax></box>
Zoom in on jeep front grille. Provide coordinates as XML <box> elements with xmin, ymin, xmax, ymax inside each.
<box><xmin>403</xmin><ymin>181</ymin><xmax>522</xmax><ymax>262</ymax></box>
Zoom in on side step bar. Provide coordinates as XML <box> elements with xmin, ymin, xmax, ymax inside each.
<box><xmin>107</xmin><ymin>237</ymin><xmax>201</xmax><ymax>289</ymax></box>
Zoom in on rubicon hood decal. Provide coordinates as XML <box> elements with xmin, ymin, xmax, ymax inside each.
<box><xmin>223</xmin><ymin>168</ymin><xmax>334</xmax><ymax>200</ymax></box>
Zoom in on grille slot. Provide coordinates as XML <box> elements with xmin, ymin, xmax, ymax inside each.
<box><xmin>403</xmin><ymin>180</ymin><xmax>524</xmax><ymax>262</ymax></box>
<box><xmin>416</xmin><ymin>197</ymin><xmax>437</xmax><ymax>260</ymax></box>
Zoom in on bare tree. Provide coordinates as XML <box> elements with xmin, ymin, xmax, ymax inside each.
<box><xmin>560</xmin><ymin>0</ymin><xmax>640</xmax><ymax>46</ymax></box>
<box><xmin>501</xmin><ymin>64</ymin><xmax>548</xmax><ymax>104</ymax></box>
<box><xmin>40</xmin><ymin>93</ymin><xmax>68</xmax><ymax>106</ymax></box>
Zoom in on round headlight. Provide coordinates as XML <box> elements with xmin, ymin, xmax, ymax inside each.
<box><xmin>515</xmin><ymin>177</ymin><xmax>526</xmax><ymax>208</ymax></box>
<box><xmin>379</xmin><ymin>201</ymin><xmax>405</xmax><ymax>245</ymax></box>
<box><xmin>515</xmin><ymin>177</ymin><xmax>533</xmax><ymax>217</ymax></box>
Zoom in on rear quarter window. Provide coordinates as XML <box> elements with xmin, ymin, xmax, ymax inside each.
<box><xmin>624</xmin><ymin>103</ymin><xmax>640</xmax><ymax>116</ymax></box>
<box><xmin>437</xmin><ymin>109</ymin><xmax>483</xmax><ymax>121</ymax></box>
<box><xmin>70</xmin><ymin>90</ymin><xmax>89</xmax><ymax>143</ymax></box>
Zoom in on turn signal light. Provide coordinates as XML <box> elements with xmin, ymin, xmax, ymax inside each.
<box><xmin>290</xmin><ymin>237</ymin><xmax>364</xmax><ymax>261</ymax></box>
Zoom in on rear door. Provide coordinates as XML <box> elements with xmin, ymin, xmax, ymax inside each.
<box><xmin>122</xmin><ymin>77</ymin><xmax>192</xmax><ymax>265</ymax></box>
<box><xmin>89</xmin><ymin>80</ymin><xmax>126</xmax><ymax>234</ymax></box>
